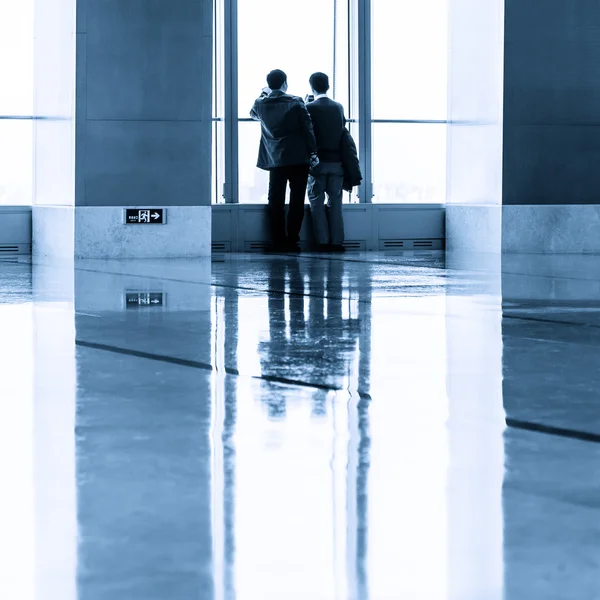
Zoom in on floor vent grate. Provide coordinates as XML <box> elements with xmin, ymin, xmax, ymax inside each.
<box><xmin>343</xmin><ymin>240</ymin><xmax>365</xmax><ymax>251</ymax></box>
<box><xmin>382</xmin><ymin>240</ymin><xmax>405</xmax><ymax>248</ymax></box>
<box><xmin>211</xmin><ymin>241</ymin><xmax>231</xmax><ymax>252</ymax></box>
<box><xmin>246</xmin><ymin>241</ymin><xmax>269</xmax><ymax>252</ymax></box>
<box><xmin>380</xmin><ymin>239</ymin><xmax>443</xmax><ymax>251</ymax></box>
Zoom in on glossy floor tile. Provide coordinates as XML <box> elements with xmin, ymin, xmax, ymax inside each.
<box><xmin>1</xmin><ymin>251</ymin><xmax>599</xmax><ymax>599</ymax></box>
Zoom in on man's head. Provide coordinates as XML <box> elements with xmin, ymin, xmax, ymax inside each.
<box><xmin>267</xmin><ymin>69</ymin><xmax>288</xmax><ymax>92</ymax></box>
<box><xmin>309</xmin><ymin>72</ymin><xmax>330</xmax><ymax>95</ymax></box>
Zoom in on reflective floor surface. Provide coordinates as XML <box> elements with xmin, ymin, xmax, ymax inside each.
<box><xmin>1</xmin><ymin>251</ymin><xmax>599</xmax><ymax>600</ymax></box>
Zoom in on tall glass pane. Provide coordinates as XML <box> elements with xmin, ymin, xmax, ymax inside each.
<box><xmin>371</xmin><ymin>1</ymin><xmax>448</xmax><ymax>204</ymax></box>
<box><xmin>0</xmin><ymin>121</ymin><xmax>33</xmax><ymax>206</ymax></box>
<box><xmin>237</xmin><ymin>0</ymin><xmax>351</xmax><ymax>204</ymax></box>
<box><xmin>239</xmin><ymin>121</ymin><xmax>269</xmax><ymax>204</ymax></box>
<box><xmin>238</xmin><ymin>0</ymin><xmax>336</xmax><ymax>115</ymax></box>
<box><xmin>0</xmin><ymin>0</ymin><xmax>34</xmax><ymax>115</ymax></box>
<box><xmin>1</xmin><ymin>0</ymin><xmax>34</xmax><ymax>206</ymax></box>
<box><xmin>371</xmin><ymin>0</ymin><xmax>448</xmax><ymax>120</ymax></box>
<box><xmin>371</xmin><ymin>123</ymin><xmax>446</xmax><ymax>204</ymax></box>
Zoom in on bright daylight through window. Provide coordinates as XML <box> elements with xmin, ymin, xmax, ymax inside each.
<box><xmin>214</xmin><ymin>0</ymin><xmax>448</xmax><ymax>204</ymax></box>
<box><xmin>1</xmin><ymin>0</ymin><xmax>448</xmax><ymax>208</ymax></box>
<box><xmin>0</xmin><ymin>1</ymin><xmax>34</xmax><ymax>206</ymax></box>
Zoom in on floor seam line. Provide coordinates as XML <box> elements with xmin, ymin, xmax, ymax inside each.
<box><xmin>506</xmin><ymin>418</ymin><xmax>600</xmax><ymax>444</ymax></box>
<box><xmin>74</xmin><ymin>339</ymin><xmax>362</xmax><ymax>394</ymax></box>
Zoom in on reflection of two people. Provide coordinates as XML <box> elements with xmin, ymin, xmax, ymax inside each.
<box><xmin>255</xmin><ymin>257</ymin><xmax>371</xmax><ymax>595</ymax></box>
<box><xmin>258</xmin><ymin>257</ymin><xmax>361</xmax><ymax>418</ymax></box>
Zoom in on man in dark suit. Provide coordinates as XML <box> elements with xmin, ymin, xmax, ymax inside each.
<box><xmin>306</xmin><ymin>72</ymin><xmax>347</xmax><ymax>252</ymax></box>
<box><xmin>250</xmin><ymin>69</ymin><xmax>319</xmax><ymax>253</ymax></box>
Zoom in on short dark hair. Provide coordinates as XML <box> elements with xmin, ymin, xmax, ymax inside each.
<box><xmin>267</xmin><ymin>69</ymin><xmax>287</xmax><ymax>90</ymax></box>
<box><xmin>309</xmin><ymin>72</ymin><xmax>330</xmax><ymax>94</ymax></box>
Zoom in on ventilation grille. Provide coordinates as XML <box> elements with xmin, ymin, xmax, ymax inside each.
<box><xmin>343</xmin><ymin>240</ymin><xmax>365</xmax><ymax>251</ymax></box>
<box><xmin>413</xmin><ymin>240</ymin><xmax>434</xmax><ymax>248</ymax></box>
<box><xmin>379</xmin><ymin>239</ymin><xmax>443</xmax><ymax>251</ymax></box>
<box><xmin>211</xmin><ymin>241</ymin><xmax>231</xmax><ymax>252</ymax></box>
<box><xmin>0</xmin><ymin>244</ymin><xmax>34</xmax><ymax>256</ymax></box>
<box><xmin>245</xmin><ymin>241</ymin><xmax>269</xmax><ymax>252</ymax></box>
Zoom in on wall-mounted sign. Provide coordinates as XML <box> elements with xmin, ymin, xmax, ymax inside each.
<box><xmin>125</xmin><ymin>292</ymin><xmax>165</xmax><ymax>308</ymax></box>
<box><xmin>125</xmin><ymin>209</ymin><xmax>166</xmax><ymax>224</ymax></box>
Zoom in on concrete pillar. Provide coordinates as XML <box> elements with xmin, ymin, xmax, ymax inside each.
<box><xmin>448</xmin><ymin>0</ymin><xmax>600</xmax><ymax>255</ymax></box>
<box><xmin>502</xmin><ymin>0</ymin><xmax>600</xmax><ymax>253</ymax></box>
<box><xmin>445</xmin><ymin>0</ymin><xmax>505</xmax><ymax>256</ymax></box>
<box><xmin>33</xmin><ymin>0</ymin><xmax>212</xmax><ymax>259</ymax></box>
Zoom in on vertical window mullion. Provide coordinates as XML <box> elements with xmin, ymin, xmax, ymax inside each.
<box><xmin>224</xmin><ymin>0</ymin><xmax>239</xmax><ymax>204</ymax></box>
<box><xmin>357</xmin><ymin>0</ymin><xmax>373</xmax><ymax>203</ymax></box>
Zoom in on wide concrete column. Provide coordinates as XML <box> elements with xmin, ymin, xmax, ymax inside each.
<box><xmin>502</xmin><ymin>1</ymin><xmax>600</xmax><ymax>253</ymax></box>
<box><xmin>448</xmin><ymin>1</ymin><xmax>600</xmax><ymax>255</ymax></box>
<box><xmin>33</xmin><ymin>0</ymin><xmax>212</xmax><ymax>259</ymax></box>
<box><xmin>446</xmin><ymin>0</ymin><xmax>505</xmax><ymax>256</ymax></box>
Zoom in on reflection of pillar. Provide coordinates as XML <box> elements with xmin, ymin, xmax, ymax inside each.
<box><xmin>354</xmin><ymin>392</ymin><xmax>371</xmax><ymax>600</ymax></box>
<box><xmin>0</xmin><ymin>298</ymin><xmax>34</xmax><ymax>599</ymax></box>
<box><xmin>211</xmin><ymin>283</ymin><xmax>239</xmax><ymax>600</ymax></box>
<box><xmin>445</xmin><ymin>265</ymin><xmax>505</xmax><ymax>600</ymax></box>
<box><xmin>74</xmin><ymin>267</ymin><xmax>214</xmax><ymax>599</ymax></box>
<box><xmin>222</xmin><ymin>291</ymin><xmax>239</xmax><ymax>599</ymax></box>
<box><xmin>32</xmin><ymin>262</ymin><xmax>77</xmax><ymax>600</ymax></box>
<box><xmin>346</xmin><ymin>265</ymin><xmax>372</xmax><ymax>600</ymax></box>
<box><xmin>212</xmin><ymin>296</ymin><xmax>226</xmax><ymax>600</ymax></box>
<box><xmin>331</xmin><ymin>391</ymin><xmax>350</xmax><ymax>600</ymax></box>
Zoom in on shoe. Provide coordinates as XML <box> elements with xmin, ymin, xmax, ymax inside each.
<box><xmin>328</xmin><ymin>244</ymin><xmax>346</xmax><ymax>253</ymax></box>
<box><xmin>283</xmin><ymin>242</ymin><xmax>301</xmax><ymax>254</ymax></box>
<box><xmin>264</xmin><ymin>242</ymin><xmax>288</xmax><ymax>254</ymax></box>
<box><xmin>313</xmin><ymin>244</ymin><xmax>330</xmax><ymax>252</ymax></box>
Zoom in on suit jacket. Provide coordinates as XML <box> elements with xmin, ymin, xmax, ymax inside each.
<box><xmin>306</xmin><ymin>96</ymin><xmax>346</xmax><ymax>163</ymax></box>
<box><xmin>340</xmin><ymin>128</ymin><xmax>362</xmax><ymax>192</ymax></box>
<box><xmin>250</xmin><ymin>90</ymin><xmax>317</xmax><ymax>170</ymax></box>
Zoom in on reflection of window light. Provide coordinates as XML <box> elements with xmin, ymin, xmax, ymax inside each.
<box><xmin>342</xmin><ymin>299</ymin><xmax>350</xmax><ymax>322</ymax></box>
<box><xmin>284</xmin><ymin>296</ymin><xmax>291</xmax><ymax>341</ymax></box>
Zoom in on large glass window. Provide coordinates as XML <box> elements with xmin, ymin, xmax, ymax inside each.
<box><xmin>238</xmin><ymin>0</ymin><xmax>337</xmax><ymax>117</ymax></box>
<box><xmin>371</xmin><ymin>0</ymin><xmax>448</xmax><ymax>204</ymax></box>
<box><xmin>0</xmin><ymin>0</ymin><xmax>34</xmax><ymax>206</ymax></box>
<box><xmin>215</xmin><ymin>0</ymin><xmax>449</xmax><ymax>205</ymax></box>
<box><xmin>371</xmin><ymin>0</ymin><xmax>448</xmax><ymax>121</ymax></box>
<box><xmin>372</xmin><ymin>123</ymin><xmax>446</xmax><ymax>204</ymax></box>
<box><xmin>0</xmin><ymin>121</ymin><xmax>34</xmax><ymax>206</ymax></box>
<box><xmin>237</xmin><ymin>0</ymin><xmax>350</xmax><ymax>204</ymax></box>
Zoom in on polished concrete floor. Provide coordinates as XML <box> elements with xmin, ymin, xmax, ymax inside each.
<box><xmin>1</xmin><ymin>251</ymin><xmax>599</xmax><ymax>600</ymax></box>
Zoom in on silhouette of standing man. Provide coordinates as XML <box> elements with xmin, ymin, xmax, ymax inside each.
<box><xmin>306</xmin><ymin>72</ymin><xmax>347</xmax><ymax>252</ymax></box>
<box><xmin>251</xmin><ymin>69</ymin><xmax>319</xmax><ymax>253</ymax></box>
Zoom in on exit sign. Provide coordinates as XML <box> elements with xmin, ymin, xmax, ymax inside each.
<box><xmin>125</xmin><ymin>209</ymin><xmax>166</xmax><ymax>224</ymax></box>
<box><xmin>125</xmin><ymin>292</ymin><xmax>165</xmax><ymax>308</ymax></box>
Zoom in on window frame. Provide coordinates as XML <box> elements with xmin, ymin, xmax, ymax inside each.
<box><xmin>213</xmin><ymin>0</ymin><xmax>448</xmax><ymax>205</ymax></box>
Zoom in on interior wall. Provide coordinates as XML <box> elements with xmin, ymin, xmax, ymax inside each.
<box><xmin>503</xmin><ymin>0</ymin><xmax>600</xmax><ymax>206</ymax></box>
<box><xmin>502</xmin><ymin>0</ymin><xmax>600</xmax><ymax>253</ymax></box>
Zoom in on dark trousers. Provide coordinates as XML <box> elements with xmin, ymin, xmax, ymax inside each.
<box><xmin>267</xmin><ymin>164</ymin><xmax>309</xmax><ymax>245</ymax></box>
